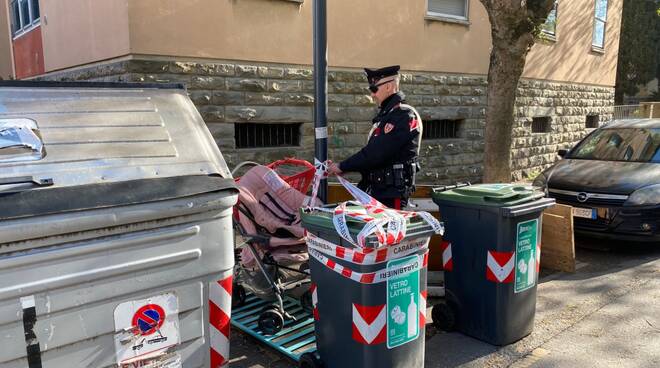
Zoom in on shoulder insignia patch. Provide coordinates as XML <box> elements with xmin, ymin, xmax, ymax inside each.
<box><xmin>384</xmin><ymin>123</ymin><xmax>395</xmax><ymax>134</ymax></box>
<box><xmin>409</xmin><ymin>119</ymin><xmax>419</xmax><ymax>132</ymax></box>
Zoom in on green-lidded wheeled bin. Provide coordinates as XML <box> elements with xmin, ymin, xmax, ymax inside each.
<box><xmin>299</xmin><ymin>204</ymin><xmax>439</xmax><ymax>368</ymax></box>
<box><xmin>431</xmin><ymin>184</ymin><xmax>555</xmax><ymax>346</ymax></box>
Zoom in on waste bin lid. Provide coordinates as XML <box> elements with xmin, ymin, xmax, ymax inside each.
<box><xmin>432</xmin><ymin>183</ymin><xmax>544</xmax><ymax>207</ymax></box>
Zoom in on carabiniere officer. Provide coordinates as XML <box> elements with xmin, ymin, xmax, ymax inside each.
<box><xmin>327</xmin><ymin>65</ymin><xmax>422</xmax><ymax>210</ymax></box>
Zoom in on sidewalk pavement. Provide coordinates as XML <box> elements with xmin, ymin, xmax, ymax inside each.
<box><xmin>230</xmin><ymin>240</ymin><xmax>660</xmax><ymax>368</ymax></box>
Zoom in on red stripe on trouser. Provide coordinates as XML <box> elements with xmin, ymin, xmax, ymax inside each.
<box><xmin>393</xmin><ymin>198</ymin><xmax>401</xmax><ymax>210</ymax></box>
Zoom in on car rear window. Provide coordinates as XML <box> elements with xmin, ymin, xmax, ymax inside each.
<box><xmin>569</xmin><ymin>128</ymin><xmax>660</xmax><ymax>163</ymax></box>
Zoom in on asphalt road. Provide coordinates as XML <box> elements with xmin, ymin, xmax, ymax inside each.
<box><xmin>229</xmin><ymin>237</ymin><xmax>660</xmax><ymax>368</ymax></box>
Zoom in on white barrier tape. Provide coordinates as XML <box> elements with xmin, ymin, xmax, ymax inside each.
<box><xmin>308</xmin><ymin>247</ymin><xmax>425</xmax><ymax>284</ymax></box>
<box><xmin>416</xmin><ymin>211</ymin><xmax>445</xmax><ymax>236</ymax></box>
<box><xmin>306</xmin><ymin>232</ymin><xmax>429</xmax><ymax>265</ymax></box>
<box><xmin>336</xmin><ymin>175</ymin><xmax>383</xmax><ymax>207</ymax></box>
<box><xmin>305</xmin><ymin>158</ymin><xmax>329</xmax><ymax>207</ymax></box>
<box><xmin>307</xmin><ymin>160</ymin><xmax>444</xmax><ymax>250</ymax></box>
<box><xmin>330</xmin><ymin>193</ymin><xmax>407</xmax><ymax>248</ymax></box>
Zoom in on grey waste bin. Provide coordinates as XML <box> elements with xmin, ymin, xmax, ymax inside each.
<box><xmin>0</xmin><ymin>81</ymin><xmax>238</xmax><ymax>368</ymax></box>
<box><xmin>300</xmin><ymin>204</ymin><xmax>437</xmax><ymax>368</ymax></box>
<box><xmin>431</xmin><ymin>184</ymin><xmax>555</xmax><ymax>345</ymax></box>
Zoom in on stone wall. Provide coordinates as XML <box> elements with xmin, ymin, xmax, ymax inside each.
<box><xmin>38</xmin><ymin>58</ymin><xmax>614</xmax><ymax>184</ymax></box>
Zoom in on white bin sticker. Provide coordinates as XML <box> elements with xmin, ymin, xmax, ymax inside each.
<box><xmin>120</xmin><ymin>353</ymin><xmax>181</xmax><ymax>368</ymax></box>
<box><xmin>114</xmin><ymin>293</ymin><xmax>181</xmax><ymax>366</ymax></box>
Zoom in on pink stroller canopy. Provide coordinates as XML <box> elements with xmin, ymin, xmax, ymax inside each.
<box><xmin>236</xmin><ymin>165</ymin><xmax>318</xmax><ymax>266</ymax></box>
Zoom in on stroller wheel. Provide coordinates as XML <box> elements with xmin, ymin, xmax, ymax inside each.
<box><xmin>232</xmin><ymin>284</ymin><xmax>247</xmax><ymax>308</ymax></box>
<box><xmin>299</xmin><ymin>352</ymin><xmax>323</xmax><ymax>368</ymax></box>
<box><xmin>258</xmin><ymin>307</ymin><xmax>284</xmax><ymax>335</ymax></box>
<box><xmin>300</xmin><ymin>289</ymin><xmax>313</xmax><ymax>315</ymax></box>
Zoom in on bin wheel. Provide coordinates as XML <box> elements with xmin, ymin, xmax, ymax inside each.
<box><xmin>432</xmin><ymin>301</ymin><xmax>456</xmax><ymax>332</ymax></box>
<box><xmin>258</xmin><ymin>307</ymin><xmax>284</xmax><ymax>335</ymax></box>
<box><xmin>298</xmin><ymin>352</ymin><xmax>323</xmax><ymax>368</ymax></box>
<box><xmin>232</xmin><ymin>284</ymin><xmax>247</xmax><ymax>308</ymax></box>
<box><xmin>300</xmin><ymin>289</ymin><xmax>313</xmax><ymax>315</ymax></box>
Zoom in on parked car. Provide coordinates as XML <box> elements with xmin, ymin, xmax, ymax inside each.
<box><xmin>533</xmin><ymin>119</ymin><xmax>660</xmax><ymax>243</ymax></box>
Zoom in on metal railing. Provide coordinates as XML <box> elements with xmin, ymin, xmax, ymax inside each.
<box><xmin>613</xmin><ymin>102</ymin><xmax>659</xmax><ymax>120</ymax></box>
<box><xmin>613</xmin><ymin>105</ymin><xmax>645</xmax><ymax>120</ymax></box>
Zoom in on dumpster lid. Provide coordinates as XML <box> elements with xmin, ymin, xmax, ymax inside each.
<box><xmin>432</xmin><ymin>183</ymin><xmax>544</xmax><ymax>207</ymax></box>
<box><xmin>0</xmin><ymin>81</ymin><xmax>232</xmax><ymax>192</ymax></box>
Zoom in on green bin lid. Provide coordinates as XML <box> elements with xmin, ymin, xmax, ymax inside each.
<box><xmin>432</xmin><ymin>183</ymin><xmax>544</xmax><ymax>207</ymax></box>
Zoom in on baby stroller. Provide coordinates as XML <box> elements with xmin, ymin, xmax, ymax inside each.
<box><xmin>232</xmin><ymin>158</ymin><xmax>319</xmax><ymax>335</ymax></box>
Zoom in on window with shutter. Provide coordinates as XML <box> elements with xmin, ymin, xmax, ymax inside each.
<box><xmin>427</xmin><ymin>0</ymin><xmax>469</xmax><ymax>20</ymax></box>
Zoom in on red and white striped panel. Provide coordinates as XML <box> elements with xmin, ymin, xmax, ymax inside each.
<box><xmin>209</xmin><ymin>275</ymin><xmax>232</xmax><ymax>367</ymax></box>
<box><xmin>352</xmin><ymin>303</ymin><xmax>386</xmax><ymax>345</ymax></box>
<box><xmin>419</xmin><ymin>290</ymin><xmax>427</xmax><ymax>328</ymax></box>
<box><xmin>486</xmin><ymin>251</ymin><xmax>515</xmax><ymax>283</ymax></box>
<box><xmin>310</xmin><ymin>283</ymin><xmax>319</xmax><ymax>321</ymax></box>
<box><xmin>440</xmin><ymin>241</ymin><xmax>453</xmax><ymax>271</ymax></box>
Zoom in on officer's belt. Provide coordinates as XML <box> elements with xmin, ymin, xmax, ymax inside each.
<box><xmin>366</xmin><ymin>161</ymin><xmax>417</xmax><ymax>186</ymax></box>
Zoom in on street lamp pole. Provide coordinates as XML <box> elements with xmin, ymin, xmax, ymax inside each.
<box><xmin>313</xmin><ymin>0</ymin><xmax>328</xmax><ymax>203</ymax></box>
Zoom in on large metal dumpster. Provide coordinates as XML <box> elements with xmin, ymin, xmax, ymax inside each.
<box><xmin>0</xmin><ymin>81</ymin><xmax>238</xmax><ymax>368</ymax></box>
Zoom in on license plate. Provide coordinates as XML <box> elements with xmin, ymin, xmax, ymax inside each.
<box><xmin>572</xmin><ymin>207</ymin><xmax>597</xmax><ymax>219</ymax></box>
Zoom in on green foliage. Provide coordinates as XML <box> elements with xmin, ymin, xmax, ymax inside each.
<box><xmin>615</xmin><ymin>0</ymin><xmax>660</xmax><ymax>103</ymax></box>
<box><xmin>525</xmin><ymin>169</ymin><xmax>542</xmax><ymax>181</ymax></box>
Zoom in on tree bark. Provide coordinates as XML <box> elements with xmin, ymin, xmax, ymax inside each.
<box><xmin>479</xmin><ymin>0</ymin><xmax>556</xmax><ymax>183</ymax></box>
<box><xmin>482</xmin><ymin>38</ymin><xmax>530</xmax><ymax>182</ymax></box>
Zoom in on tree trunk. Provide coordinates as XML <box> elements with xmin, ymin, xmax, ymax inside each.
<box><xmin>478</xmin><ymin>1</ymin><xmax>556</xmax><ymax>183</ymax></box>
<box><xmin>482</xmin><ymin>40</ymin><xmax>529</xmax><ymax>183</ymax></box>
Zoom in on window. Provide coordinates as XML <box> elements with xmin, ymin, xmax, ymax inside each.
<box><xmin>570</xmin><ymin>128</ymin><xmax>660</xmax><ymax>163</ymax></box>
<box><xmin>10</xmin><ymin>1</ymin><xmax>19</xmax><ymax>34</ymax></box>
<box><xmin>9</xmin><ymin>0</ymin><xmax>40</xmax><ymax>38</ymax></box>
<box><xmin>235</xmin><ymin>123</ymin><xmax>302</xmax><ymax>149</ymax></box>
<box><xmin>532</xmin><ymin>117</ymin><xmax>551</xmax><ymax>133</ymax></box>
<box><xmin>592</xmin><ymin>0</ymin><xmax>608</xmax><ymax>50</ymax></box>
<box><xmin>541</xmin><ymin>1</ymin><xmax>558</xmax><ymax>37</ymax></box>
<box><xmin>586</xmin><ymin>115</ymin><xmax>600</xmax><ymax>128</ymax></box>
<box><xmin>423</xmin><ymin>119</ymin><xmax>462</xmax><ymax>139</ymax></box>
<box><xmin>427</xmin><ymin>0</ymin><xmax>469</xmax><ymax>21</ymax></box>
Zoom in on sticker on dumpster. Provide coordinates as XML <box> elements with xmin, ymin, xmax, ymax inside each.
<box><xmin>514</xmin><ymin>219</ymin><xmax>539</xmax><ymax>293</ymax></box>
<box><xmin>386</xmin><ymin>254</ymin><xmax>420</xmax><ymax>349</ymax></box>
<box><xmin>133</xmin><ymin>304</ymin><xmax>166</xmax><ymax>336</ymax></box>
<box><xmin>120</xmin><ymin>353</ymin><xmax>181</xmax><ymax>368</ymax></box>
<box><xmin>114</xmin><ymin>293</ymin><xmax>180</xmax><ymax>365</ymax></box>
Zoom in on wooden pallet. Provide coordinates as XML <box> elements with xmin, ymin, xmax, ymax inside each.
<box><xmin>541</xmin><ymin>204</ymin><xmax>576</xmax><ymax>272</ymax></box>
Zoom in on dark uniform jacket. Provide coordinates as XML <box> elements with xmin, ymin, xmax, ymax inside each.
<box><xmin>339</xmin><ymin>92</ymin><xmax>420</xmax><ymax>200</ymax></box>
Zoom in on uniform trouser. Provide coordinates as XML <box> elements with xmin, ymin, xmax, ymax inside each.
<box><xmin>376</xmin><ymin>197</ymin><xmax>408</xmax><ymax>210</ymax></box>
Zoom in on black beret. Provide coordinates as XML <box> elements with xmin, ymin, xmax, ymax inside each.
<box><xmin>364</xmin><ymin>65</ymin><xmax>400</xmax><ymax>84</ymax></box>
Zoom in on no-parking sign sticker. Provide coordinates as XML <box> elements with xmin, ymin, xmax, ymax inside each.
<box><xmin>114</xmin><ymin>293</ymin><xmax>180</xmax><ymax>365</ymax></box>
